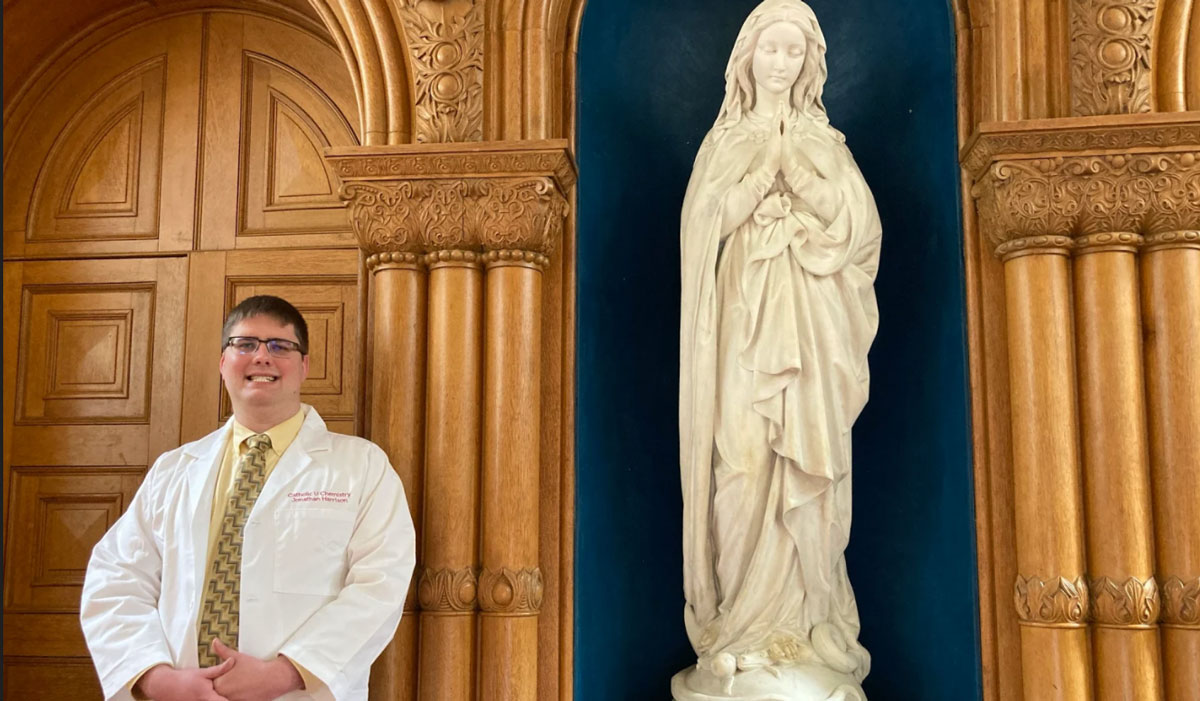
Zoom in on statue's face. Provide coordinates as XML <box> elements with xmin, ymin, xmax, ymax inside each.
<box><xmin>751</xmin><ymin>21</ymin><xmax>807</xmax><ymax>99</ymax></box>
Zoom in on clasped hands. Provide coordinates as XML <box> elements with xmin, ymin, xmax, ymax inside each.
<box><xmin>750</xmin><ymin>104</ymin><xmax>816</xmax><ymax>192</ymax></box>
<box><xmin>134</xmin><ymin>639</ymin><xmax>304</xmax><ymax>701</ymax></box>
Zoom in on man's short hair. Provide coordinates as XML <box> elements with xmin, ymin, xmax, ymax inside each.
<box><xmin>221</xmin><ymin>295</ymin><xmax>309</xmax><ymax>354</ymax></box>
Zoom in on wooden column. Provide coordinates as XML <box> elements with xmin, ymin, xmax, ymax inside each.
<box><xmin>365</xmin><ymin>252</ymin><xmax>427</xmax><ymax>701</ymax></box>
<box><xmin>330</xmin><ymin>142</ymin><xmax>574</xmax><ymax>701</ymax></box>
<box><xmin>965</xmin><ymin>120</ymin><xmax>1200</xmax><ymax>701</ymax></box>
<box><xmin>1142</xmin><ymin>231</ymin><xmax>1200</xmax><ymax>701</ymax></box>
<box><xmin>479</xmin><ymin>250</ymin><xmax>546</xmax><ymax>701</ymax></box>
<box><xmin>1003</xmin><ymin>240</ymin><xmax>1093</xmax><ymax>701</ymax></box>
<box><xmin>418</xmin><ymin>251</ymin><xmax>483</xmax><ymax>701</ymax></box>
<box><xmin>1073</xmin><ymin>234</ymin><xmax>1163</xmax><ymax>701</ymax></box>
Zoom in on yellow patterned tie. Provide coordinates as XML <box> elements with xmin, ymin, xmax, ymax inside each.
<box><xmin>197</xmin><ymin>433</ymin><xmax>272</xmax><ymax>666</ymax></box>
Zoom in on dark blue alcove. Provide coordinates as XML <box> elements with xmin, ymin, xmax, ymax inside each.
<box><xmin>574</xmin><ymin>2</ymin><xmax>979</xmax><ymax>699</ymax></box>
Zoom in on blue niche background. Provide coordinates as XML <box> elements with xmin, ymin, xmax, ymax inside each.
<box><xmin>575</xmin><ymin>1</ymin><xmax>979</xmax><ymax>699</ymax></box>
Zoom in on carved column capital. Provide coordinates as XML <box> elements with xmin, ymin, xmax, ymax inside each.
<box><xmin>1070</xmin><ymin>0</ymin><xmax>1157</xmax><ymax>116</ymax></box>
<box><xmin>963</xmin><ymin>114</ymin><xmax>1200</xmax><ymax>260</ymax></box>
<box><xmin>328</xmin><ymin>140</ymin><xmax>577</xmax><ymax>262</ymax></box>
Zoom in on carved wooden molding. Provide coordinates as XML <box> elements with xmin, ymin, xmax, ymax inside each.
<box><xmin>417</xmin><ymin>566</ymin><xmax>479</xmax><ymax>613</ymax></box>
<box><xmin>964</xmin><ymin>115</ymin><xmax>1200</xmax><ymax>258</ymax></box>
<box><xmin>1161</xmin><ymin>575</ymin><xmax>1200</xmax><ymax>628</ymax></box>
<box><xmin>960</xmin><ymin>113</ymin><xmax>1200</xmax><ymax>177</ymax></box>
<box><xmin>1090</xmin><ymin>575</ymin><xmax>1159</xmax><ymax>628</ymax></box>
<box><xmin>1144</xmin><ymin>229</ymin><xmax>1200</xmax><ymax>252</ymax></box>
<box><xmin>395</xmin><ymin>0</ymin><xmax>484</xmax><ymax>143</ymax></box>
<box><xmin>484</xmin><ymin>248</ymin><xmax>550</xmax><ymax>270</ymax></box>
<box><xmin>1070</xmin><ymin>0</ymin><xmax>1156</xmax><ymax>116</ymax></box>
<box><xmin>328</xmin><ymin>140</ymin><xmax>576</xmax><ymax>259</ymax></box>
<box><xmin>424</xmin><ymin>248</ymin><xmax>482</xmax><ymax>268</ymax></box>
<box><xmin>478</xmin><ymin>566</ymin><xmax>543</xmax><ymax>616</ymax></box>
<box><xmin>365</xmin><ymin>251</ymin><xmax>422</xmax><ymax>271</ymax></box>
<box><xmin>1014</xmin><ymin>574</ymin><xmax>1090</xmax><ymax>627</ymax></box>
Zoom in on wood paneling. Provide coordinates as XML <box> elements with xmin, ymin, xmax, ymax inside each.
<box><xmin>198</xmin><ymin>12</ymin><xmax>360</xmax><ymax>251</ymax></box>
<box><xmin>3</xmin><ymin>656</ymin><xmax>103</xmax><ymax>700</ymax></box>
<box><xmin>3</xmin><ymin>15</ymin><xmax>202</xmax><ymax>258</ymax></box>
<box><xmin>3</xmin><ymin>257</ymin><xmax>186</xmax><ymax>689</ymax></box>
<box><xmin>5</xmin><ymin>257</ymin><xmax>188</xmax><ymax>466</ymax></box>
<box><xmin>4</xmin><ymin>467</ymin><xmax>144</xmax><ymax>612</ymax></box>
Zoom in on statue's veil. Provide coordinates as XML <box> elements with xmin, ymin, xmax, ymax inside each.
<box><xmin>711</xmin><ymin>0</ymin><xmax>842</xmax><ymax>141</ymax></box>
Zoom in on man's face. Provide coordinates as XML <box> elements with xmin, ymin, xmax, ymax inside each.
<box><xmin>219</xmin><ymin>315</ymin><xmax>309</xmax><ymax>418</ymax></box>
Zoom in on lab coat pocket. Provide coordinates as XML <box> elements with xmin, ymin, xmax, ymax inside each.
<box><xmin>274</xmin><ymin>508</ymin><xmax>354</xmax><ymax>596</ymax></box>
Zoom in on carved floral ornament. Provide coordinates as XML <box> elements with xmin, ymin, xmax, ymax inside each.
<box><xmin>1014</xmin><ymin>574</ymin><xmax>1090</xmax><ymax>628</ymax></box>
<box><xmin>418</xmin><ymin>566</ymin><xmax>479</xmax><ymax>613</ymax></box>
<box><xmin>478</xmin><ymin>566</ymin><xmax>544</xmax><ymax>615</ymax></box>
<box><xmin>1069</xmin><ymin>0</ymin><xmax>1156</xmax><ymax>116</ymax></box>
<box><xmin>964</xmin><ymin>117</ymin><xmax>1200</xmax><ymax>260</ymax></box>
<box><xmin>326</xmin><ymin>142</ymin><xmax>577</xmax><ymax>268</ymax></box>
<box><xmin>394</xmin><ymin>0</ymin><xmax>484</xmax><ymax>143</ymax></box>
<box><xmin>1162</xmin><ymin>575</ymin><xmax>1200</xmax><ymax>628</ymax></box>
<box><xmin>1090</xmin><ymin>575</ymin><xmax>1159</xmax><ymax>628</ymax></box>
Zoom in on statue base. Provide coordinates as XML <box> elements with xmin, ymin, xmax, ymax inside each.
<box><xmin>671</xmin><ymin>662</ymin><xmax>866</xmax><ymax>701</ymax></box>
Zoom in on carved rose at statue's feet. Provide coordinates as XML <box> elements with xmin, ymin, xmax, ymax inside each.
<box><xmin>675</xmin><ymin>1</ymin><xmax>881</xmax><ymax>699</ymax></box>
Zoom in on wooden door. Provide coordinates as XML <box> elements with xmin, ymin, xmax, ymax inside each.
<box><xmin>3</xmin><ymin>9</ymin><xmax>363</xmax><ymax>698</ymax></box>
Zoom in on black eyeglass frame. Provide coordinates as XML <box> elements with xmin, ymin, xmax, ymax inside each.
<box><xmin>223</xmin><ymin>336</ymin><xmax>308</xmax><ymax>357</ymax></box>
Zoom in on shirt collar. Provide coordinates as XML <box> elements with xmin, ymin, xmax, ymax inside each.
<box><xmin>231</xmin><ymin>407</ymin><xmax>307</xmax><ymax>457</ymax></box>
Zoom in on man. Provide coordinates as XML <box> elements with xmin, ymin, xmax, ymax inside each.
<box><xmin>81</xmin><ymin>295</ymin><xmax>415</xmax><ymax>701</ymax></box>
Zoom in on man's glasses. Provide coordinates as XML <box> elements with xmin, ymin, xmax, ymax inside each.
<box><xmin>224</xmin><ymin>336</ymin><xmax>306</xmax><ymax>357</ymax></box>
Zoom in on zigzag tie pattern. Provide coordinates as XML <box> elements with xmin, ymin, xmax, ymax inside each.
<box><xmin>197</xmin><ymin>433</ymin><xmax>272</xmax><ymax>666</ymax></box>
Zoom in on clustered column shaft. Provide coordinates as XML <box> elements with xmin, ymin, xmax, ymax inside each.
<box><xmin>969</xmin><ymin>128</ymin><xmax>1199</xmax><ymax>701</ymax></box>
<box><xmin>329</xmin><ymin>141</ymin><xmax>575</xmax><ymax>701</ymax></box>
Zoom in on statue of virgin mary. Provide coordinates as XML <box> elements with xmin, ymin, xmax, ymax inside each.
<box><xmin>675</xmin><ymin>1</ymin><xmax>881</xmax><ymax>698</ymax></box>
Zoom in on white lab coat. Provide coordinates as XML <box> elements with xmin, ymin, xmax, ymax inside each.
<box><xmin>80</xmin><ymin>407</ymin><xmax>416</xmax><ymax>701</ymax></box>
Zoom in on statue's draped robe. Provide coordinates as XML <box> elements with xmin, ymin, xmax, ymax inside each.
<box><xmin>679</xmin><ymin>110</ymin><xmax>880</xmax><ymax>680</ymax></box>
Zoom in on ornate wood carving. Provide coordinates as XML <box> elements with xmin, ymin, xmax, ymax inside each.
<box><xmin>417</xmin><ymin>566</ymin><xmax>478</xmax><ymax>612</ymax></box>
<box><xmin>965</xmin><ymin>116</ymin><xmax>1200</xmax><ymax>257</ymax></box>
<box><xmin>1069</xmin><ymin>0</ymin><xmax>1156</xmax><ymax>115</ymax></box>
<box><xmin>1014</xmin><ymin>574</ymin><xmax>1090</xmax><ymax>627</ymax></box>
<box><xmin>1161</xmin><ymin>576</ymin><xmax>1200</xmax><ymax>628</ymax></box>
<box><xmin>1089</xmin><ymin>575</ymin><xmax>1160</xmax><ymax>627</ymax></box>
<box><xmin>960</xmin><ymin>114</ymin><xmax>1200</xmax><ymax>177</ymax></box>
<box><xmin>394</xmin><ymin>0</ymin><xmax>484</xmax><ymax>143</ymax></box>
<box><xmin>329</xmin><ymin>141</ymin><xmax>576</xmax><ymax>257</ymax></box>
<box><xmin>478</xmin><ymin>566</ymin><xmax>544</xmax><ymax>615</ymax></box>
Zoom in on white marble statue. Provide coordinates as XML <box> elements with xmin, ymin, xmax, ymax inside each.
<box><xmin>675</xmin><ymin>1</ymin><xmax>881</xmax><ymax>699</ymax></box>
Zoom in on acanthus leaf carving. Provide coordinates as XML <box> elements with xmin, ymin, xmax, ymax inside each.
<box><xmin>970</xmin><ymin>149</ymin><xmax>1200</xmax><ymax>257</ymax></box>
<box><xmin>1070</xmin><ymin>0</ymin><xmax>1156</xmax><ymax>116</ymax></box>
<box><xmin>329</xmin><ymin>143</ymin><xmax>577</xmax><ymax>260</ymax></box>
<box><xmin>1090</xmin><ymin>575</ymin><xmax>1159</xmax><ymax>627</ymax></box>
<box><xmin>478</xmin><ymin>566</ymin><xmax>544</xmax><ymax>615</ymax></box>
<box><xmin>395</xmin><ymin>0</ymin><xmax>484</xmax><ymax>143</ymax></box>
<box><xmin>417</xmin><ymin>566</ymin><xmax>479</xmax><ymax>613</ymax></box>
<box><xmin>1014</xmin><ymin>574</ymin><xmax>1090</xmax><ymax>627</ymax></box>
<box><xmin>1161</xmin><ymin>575</ymin><xmax>1200</xmax><ymax>628</ymax></box>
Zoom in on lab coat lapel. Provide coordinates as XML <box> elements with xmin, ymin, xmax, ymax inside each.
<box><xmin>253</xmin><ymin>407</ymin><xmax>330</xmax><ymax>512</ymax></box>
<box><xmin>182</xmin><ymin>419</ymin><xmax>234</xmax><ymax>535</ymax></box>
